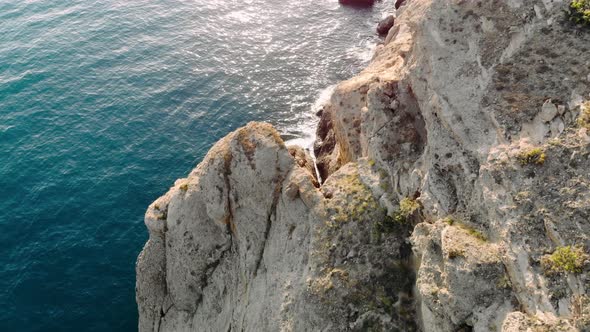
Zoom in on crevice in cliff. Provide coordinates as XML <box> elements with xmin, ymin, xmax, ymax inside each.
<box><xmin>195</xmin><ymin>243</ymin><xmax>231</xmax><ymax>312</ymax></box>
<box><xmin>368</xmin><ymin>118</ymin><xmax>397</xmax><ymax>142</ymax></box>
<box><xmin>253</xmin><ymin>172</ymin><xmax>284</xmax><ymax>278</ymax></box>
<box><xmin>192</xmin><ymin>149</ymin><xmax>236</xmax><ymax>313</ymax></box>
<box><xmin>223</xmin><ymin>149</ymin><xmax>237</xmax><ymax>236</ymax></box>
<box><xmin>156</xmin><ymin>299</ymin><xmax>176</xmax><ymax>332</ymax></box>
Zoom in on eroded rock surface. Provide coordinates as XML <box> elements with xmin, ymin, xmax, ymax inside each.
<box><xmin>137</xmin><ymin>123</ymin><xmax>416</xmax><ymax>331</ymax></box>
<box><xmin>138</xmin><ymin>0</ymin><xmax>590</xmax><ymax>331</ymax></box>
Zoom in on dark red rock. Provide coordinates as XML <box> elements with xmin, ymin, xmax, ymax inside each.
<box><xmin>395</xmin><ymin>0</ymin><xmax>407</xmax><ymax>9</ymax></box>
<box><xmin>377</xmin><ymin>15</ymin><xmax>395</xmax><ymax>36</ymax></box>
<box><xmin>339</xmin><ymin>0</ymin><xmax>375</xmax><ymax>7</ymax></box>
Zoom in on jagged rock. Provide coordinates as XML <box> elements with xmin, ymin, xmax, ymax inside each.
<box><xmin>412</xmin><ymin>221</ymin><xmax>509</xmax><ymax>331</ymax></box>
<box><xmin>377</xmin><ymin>15</ymin><xmax>395</xmax><ymax>36</ymax></box>
<box><xmin>138</xmin><ymin>0</ymin><xmax>590</xmax><ymax>331</ymax></box>
<box><xmin>395</xmin><ymin>0</ymin><xmax>407</xmax><ymax>10</ymax></box>
<box><xmin>314</xmin><ymin>105</ymin><xmax>340</xmax><ymax>183</ymax></box>
<box><xmin>288</xmin><ymin>145</ymin><xmax>319</xmax><ymax>187</ymax></box>
<box><xmin>137</xmin><ymin>123</ymin><xmax>416</xmax><ymax>331</ymax></box>
<box><xmin>539</xmin><ymin>100</ymin><xmax>558</xmax><ymax>122</ymax></box>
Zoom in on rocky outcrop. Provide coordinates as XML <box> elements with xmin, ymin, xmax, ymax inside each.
<box><xmin>377</xmin><ymin>15</ymin><xmax>395</xmax><ymax>36</ymax></box>
<box><xmin>138</xmin><ymin>0</ymin><xmax>590</xmax><ymax>331</ymax></box>
<box><xmin>314</xmin><ymin>105</ymin><xmax>339</xmax><ymax>183</ymax></box>
<box><xmin>395</xmin><ymin>0</ymin><xmax>407</xmax><ymax>10</ymax></box>
<box><xmin>136</xmin><ymin>123</ymin><xmax>417</xmax><ymax>331</ymax></box>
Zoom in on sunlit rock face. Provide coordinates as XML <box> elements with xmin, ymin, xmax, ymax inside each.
<box><xmin>136</xmin><ymin>123</ymin><xmax>417</xmax><ymax>331</ymax></box>
<box><xmin>137</xmin><ymin>0</ymin><xmax>590</xmax><ymax>331</ymax></box>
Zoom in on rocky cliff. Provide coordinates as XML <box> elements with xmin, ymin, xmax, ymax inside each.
<box><xmin>136</xmin><ymin>0</ymin><xmax>590</xmax><ymax>331</ymax></box>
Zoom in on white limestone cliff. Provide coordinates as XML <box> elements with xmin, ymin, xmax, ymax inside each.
<box><xmin>137</xmin><ymin>0</ymin><xmax>590</xmax><ymax>331</ymax></box>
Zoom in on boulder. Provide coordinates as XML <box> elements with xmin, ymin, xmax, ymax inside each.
<box><xmin>377</xmin><ymin>15</ymin><xmax>395</xmax><ymax>36</ymax></box>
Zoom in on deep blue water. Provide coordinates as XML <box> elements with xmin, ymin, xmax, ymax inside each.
<box><xmin>0</xmin><ymin>0</ymin><xmax>392</xmax><ymax>330</ymax></box>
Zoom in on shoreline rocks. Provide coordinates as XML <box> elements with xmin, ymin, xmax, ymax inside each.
<box><xmin>377</xmin><ymin>15</ymin><xmax>395</xmax><ymax>36</ymax></box>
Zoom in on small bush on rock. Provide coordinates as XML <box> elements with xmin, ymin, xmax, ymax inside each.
<box><xmin>569</xmin><ymin>0</ymin><xmax>590</xmax><ymax>26</ymax></box>
<box><xmin>443</xmin><ymin>217</ymin><xmax>455</xmax><ymax>225</ymax></box>
<box><xmin>180</xmin><ymin>183</ymin><xmax>189</xmax><ymax>192</ymax></box>
<box><xmin>517</xmin><ymin>148</ymin><xmax>546</xmax><ymax>165</ymax></box>
<box><xmin>463</xmin><ymin>226</ymin><xmax>487</xmax><ymax>242</ymax></box>
<box><xmin>399</xmin><ymin>197</ymin><xmax>420</xmax><ymax>217</ymax></box>
<box><xmin>541</xmin><ymin>246</ymin><xmax>589</xmax><ymax>274</ymax></box>
<box><xmin>392</xmin><ymin>197</ymin><xmax>420</xmax><ymax>223</ymax></box>
<box><xmin>443</xmin><ymin>216</ymin><xmax>488</xmax><ymax>242</ymax></box>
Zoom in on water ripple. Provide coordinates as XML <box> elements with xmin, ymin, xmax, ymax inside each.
<box><xmin>0</xmin><ymin>0</ymin><xmax>393</xmax><ymax>330</ymax></box>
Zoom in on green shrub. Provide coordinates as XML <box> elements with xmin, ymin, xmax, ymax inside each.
<box><xmin>541</xmin><ymin>246</ymin><xmax>589</xmax><ymax>274</ymax></box>
<box><xmin>497</xmin><ymin>274</ymin><xmax>512</xmax><ymax>289</ymax></box>
<box><xmin>569</xmin><ymin>0</ymin><xmax>590</xmax><ymax>25</ymax></box>
<box><xmin>390</xmin><ymin>197</ymin><xmax>421</xmax><ymax>224</ymax></box>
<box><xmin>517</xmin><ymin>148</ymin><xmax>546</xmax><ymax>165</ymax></box>
<box><xmin>444</xmin><ymin>216</ymin><xmax>487</xmax><ymax>241</ymax></box>
<box><xmin>327</xmin><ymin>170</ymin><xmax>379</xmax><ymax>224</ymax></box>
<box><xmin>180</xmin><ymin>183</ymin><xmax>189</xmax><ymax>192</ymax></box>
<box><xmin>399</xmin><ymin>197</ymin><xmax>420</xmax><ymax>217</ymax></box>
<box><xmin>463</xmin><ymin>226</ymin><xmax>487</xmax><ymax>242</ymax></box>
<box><xmin>443</xmin><ymin>217</ymin><xmax>455</xmax><ymax>226</ymax></box>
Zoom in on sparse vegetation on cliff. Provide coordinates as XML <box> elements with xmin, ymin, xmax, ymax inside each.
<box><xmin>443</xmin><ymin>217</ymin><xmax>455</xmax><ymax>226</ymax></box>
<box><xmin>399</xmin><ymin>197</ymin><xmax>420</xmax><ymax>217</ymax></box>
<box><xmin>517</xmin><ymin>148</ymin><xmax>546</xmax><ymax>166</ymax></box>
<box><xmin>461</xmin><ymin>225</ymin><xmax>487</xmax><ymax>242</ymax></box>
<box><xmin>325</xmin><ymin>169</ymin><xmax>379</xmax><ymax>224</ymax></box>
<box><xmin>443</xmin><ymin>216</ymin><xmax>487</xmax><ymax>242</ymax></box>
<box><xmin>541</xmin><ymin>246</ymin><xmax>589</xmax><ymax>274</ymax></box>
<box><xmin>390</xmin><ymin>197</ymin><xmax>421</xmax><ymax>223</ymax></box>
<box><xmin>569</xmin><ymin>0</ymin><xmax>590</xmax><ymax>26</ymax></box>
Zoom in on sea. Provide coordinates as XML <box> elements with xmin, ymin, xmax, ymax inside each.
<box><xmin>0</xmin><ymin>0</ymin><xmax>393</xmax><ymax>330</ymax></box>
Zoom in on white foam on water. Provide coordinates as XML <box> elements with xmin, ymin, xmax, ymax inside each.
<box><xmin>284</xmin><ymin>84</ymin><xmax>336</xmax><ymax>152</ymax></box>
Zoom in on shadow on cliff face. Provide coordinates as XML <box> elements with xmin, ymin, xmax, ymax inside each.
<box><xmin>369</xmin><ymin>81</ymin><xmax>427</xmax><ymax>164</ymax></box>
<box><xmin>314</xmin><ymin>79</ymin><xmax>428</xmax><ymax>186</ymax></box>
<box><xmin>309</xmin><ymin>163</ymin><xmax>419</xmax><ymax>331</ymax></box>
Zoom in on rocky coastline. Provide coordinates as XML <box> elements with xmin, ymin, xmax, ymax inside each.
<box><xmin>136</xmin><ymin>0</ymin><xmax>590</xmax><ymax>331</ymax></box>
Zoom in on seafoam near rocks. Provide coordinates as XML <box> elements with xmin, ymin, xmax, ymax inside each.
<box><xmin>137</xmin><ymin>0</ymin><xmax>590</xmax><ymax>331</ymax></box>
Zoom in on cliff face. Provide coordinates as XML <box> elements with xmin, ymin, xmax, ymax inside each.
<box><xmin>137</xmin><ymin>0</ymin><xmax>590</xmax><ymax>331</ymax></box>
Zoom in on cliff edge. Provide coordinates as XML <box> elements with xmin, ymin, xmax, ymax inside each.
<box><xmin>137</xmin><ymin>0</ymin><xmax>590</xmax><ymax>331</ymax></box>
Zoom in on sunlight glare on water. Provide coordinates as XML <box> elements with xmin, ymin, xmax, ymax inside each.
<box><xmin>0</xmin><ymin>0</ymin><xmax>393</xmax><ymax>330</ymax></box>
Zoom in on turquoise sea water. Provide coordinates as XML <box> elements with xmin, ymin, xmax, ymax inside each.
<box><xmin>0</xmin><ymin>0</ymin><xmax>391</xmax><ymax>330</ymax></box>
